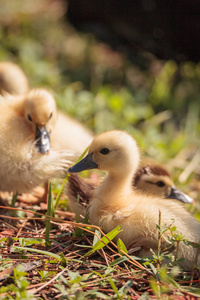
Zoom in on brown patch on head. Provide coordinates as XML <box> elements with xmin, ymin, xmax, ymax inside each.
<box><xmin>146</xmin><ymin>165</ymin><xmax>171</xmax><ymax>177</ymax></box>
<box><xmin>134</xmin><ymin>165</ymin><xmax>171</xmax><ymax>185</ymax></box>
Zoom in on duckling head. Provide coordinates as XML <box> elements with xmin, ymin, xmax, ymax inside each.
<box><xmin>134</xmin><ymin>165</ymin><xmax>193</xmax><ymax>203</ymax></box>
<box><xmin>69</xmin><ymin>130</ymin><xmax>140</xmax><ymax>176</ymax></box>
<box><xmin>24</xmin><ymin>89</ymin><xmax>57</xmax><ymax>154</ymax></box>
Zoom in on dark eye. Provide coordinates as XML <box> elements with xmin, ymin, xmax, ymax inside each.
<box><xmin>28</xmin><ymin>114</ymin><xmax>32</xmax><ymax>122</ymax></box>
<box><xmin>100</xmin><ymin>148</ymin><xmax>110</xmax><ymax>155</ymax></box>
<box><xmin>157</xmin><ymin>181</ymin><xmax>165</xmax><ymax>187</ymax></box>
<box><xmin>49</xmin><ymin>112</ymin><xmax>53</xmax><ymax>120</ymax></box>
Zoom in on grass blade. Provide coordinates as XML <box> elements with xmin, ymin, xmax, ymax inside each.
<box><xmin>45</xmin><ymin>182</ymin><xmax>52</xmax><ymax>247</ymax></box>
<box><xmin>117</xmin><ymin>238</ymin><xmax>128</xmax><ymax>255</ymax></box>
<box><xmin>12</xmin><ymin>246</ymin><xmax>62</xmax><ymax>260</ymax></box>
<box><xmin>85</xmin><ymin>225</ymin><xmax>122</xmax><ymax>257</ymax></box>
<box><xmin>54</xmin><ymin>146</ymin><xmax>88</xmax><ymax>211</ymax></box>
<box><xmin>109</xmin><ymin>277</ymin><xmax>122</xmax><ymax>300</ymax></box>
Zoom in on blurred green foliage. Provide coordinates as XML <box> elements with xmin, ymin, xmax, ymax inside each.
<box><xmin>0</xmin><ymin>0</ymin><xmax>199</xmax><ymax>201</ymax></box>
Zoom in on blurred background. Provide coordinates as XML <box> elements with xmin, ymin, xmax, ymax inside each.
<box><xmin>0</xmin><ymin>0</ymin><xmax>199</xmax><ymax>215</ymax></box>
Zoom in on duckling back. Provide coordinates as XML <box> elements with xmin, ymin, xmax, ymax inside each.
<box><xmin>52</xmin><ymin>111</ymin><xmax>93</xmax><ymax>159</ymax></box>
<box><xmin>0</xmin><ymin>62</ymin><xmax>29</xmax><ymax>95</ymax></box>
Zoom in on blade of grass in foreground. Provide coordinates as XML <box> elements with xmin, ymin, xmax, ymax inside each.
<box><xmin>11</xmin><ymin>192</ymin><xmax>18</xmax><ymax>208</ymax></box>
<box><xmin>54</xmin><ymin>146</ymin><xmax>89</xmax><ymax>210</ymax></box>
<box><xmin>75</xmin><ymin>146</ymin><xmax>89</xmax><ymax>163</ymax></box>
<box><xmin>117</xmin><ymin>238</ymin><xmax>128</xmax><ymax>255</ymax></box>
<box><xmin>109</xmin><ymin>277</ymin><xmax>122</xmax><ymax>300</ymax></box>
<box><xmin>45</xmin><ymin>183</ymin><xmax>52</xmax><ymax>247</ymax></box>
<box><xmin>74</xmin><ymin>195</ymin><xmax>85</xmax><ymax>237</ymax></box>
<box><xmin>13</xmin><ymin>246</ymin><xmax>61</xmax><ymax>260</ymax></box>
<box><xmin>12</xmin><ymin>246</ymin><xmax>84</xmax><ymax>265</ymax></box>
<box><xmin>85</xmin><ymin>225</ymin><xmax>122</xmax><ymax>257</ymax></box>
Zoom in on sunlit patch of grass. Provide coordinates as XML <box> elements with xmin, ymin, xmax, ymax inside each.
<box><xmin>0</xmin><ymin>193</ymin><xmax>200</xmax><ymax>298</ymax></box>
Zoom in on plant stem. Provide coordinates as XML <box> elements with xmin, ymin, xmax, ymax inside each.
<box><xmin>190</xmin><ymin>243</ymin><xmax>200</xmax><ymax>286</ymax></box>
<box><xmin>45</xmin><ymin>182</ymin><xmax>52</xmax><ymax>247</ymax></box>
<box><xmin>157</xmin><ymin>209</ymin><xmax>162</xmax><ymax>268</ymax></box>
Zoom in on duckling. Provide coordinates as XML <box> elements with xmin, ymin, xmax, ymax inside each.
<box><xmin>134</xmin><ymin>165</ymin><xmax>193</xmax><ymax>203</ymax></box>
<box><xmin>0</xmin><ymin>88</ymin><xmax>73</xmax><ymax>193</ymax></box>
<box><xmin>2</xmin><ymin>88</ymin><xmax>57</xmax><ymax>154</ymax></box>
<box><xmin>67</xmin><ymin>164</ymin><xmax>193</xmax><ymax>220</ymax></box>
<box><xmin>0</xmin><ymin>62</ymin><xmax>29</xmax><ymax>95</ymax></box>
<box><xmin>69</xmin><ymin>130</ymin><xmax>200</xmax><ymax>269</ymax></box>
<box><xmin>0</xmin><ymin>61</ymin><xmax>93</xmax><ymax>157</ymax></box>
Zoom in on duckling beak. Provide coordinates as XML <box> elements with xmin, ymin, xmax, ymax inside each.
<box><xmin>167</xmin><ymin>187</ymin><xmax>193</xmax><ymax>203</ymax></box>
<box><xmin>35</xmin><ymin>125</ymin><xmax>50</xmax><ymax>154</ymax></box>
<box><xmin>68</xmin><ymin>153</ymin><xmax>98</xmax><ymax>173</ymax></box>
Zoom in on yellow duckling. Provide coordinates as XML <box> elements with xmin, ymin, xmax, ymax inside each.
<box><xmin>69</xmin><ymin>130</ymin><xmax>200</xmax><ymax>269</ymax></box>
<box><xmin>67</xmin><ymin>164</ymin><xmax>193</xmax><ymax>220</ymax></box>
<box><xmin>0</xmin><ymin>62</ymin><xmax>29</xmax><ymax>95</ymax></box>
<box><xmin>0</xmin><ymin>61</ymin><xmax>93</xmax><ymax>158</ymax></box>
<box><xmin>0</xmin><ymin>88</ymin><xmax>73</xmax><ymax>193</ymax></box>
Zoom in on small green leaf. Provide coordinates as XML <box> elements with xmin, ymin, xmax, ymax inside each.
<box><xmin>59</xmin><ymin>275</ymin><xmax>69</xmax><ymax>285</ymax></box>
<box><xmin>60</xmin><ymin>252</ymin><xmax>67</xmax><ymax>267</ymax></box>
<box><xmin>109</xmin><ymin>277</ymin><xmax>122</xmax><ymax>300</ymax></box>
<box><xmin>85</xmin><ymin>225</ymin><xmax>122</xmax><ymax>257</ymax></box>
<box><xmin>117</xmin><ymin>238</ymin><xmax>128</xmax><ymax>254</ymax></box>
<box><xmin>93</xmin><ymin>230</ymin><xmax>101</xmax><ymax>246</ymax></box>
<box><xmin>149</xmin><ymin>263</ymin><xmax>159</xmax><ymax>278</ymax></box>
<box><xmin>170</xmin><ymin>226</ymin><xmax>177</xmax><ymax>232</ymax></box>
<box><xmin>68</xmin><ymin>270</ymin><xmax>82</xmax><ymax>284</ymax></box>
<box><xmin>85</xmin><ymin>289</ymin><xmax>109</xmax><ymax>299</ymax></box>
<box><xmin>109</xmin><ymin>256</ymin><xmax>128</xmax><ymax>266</ymax></box>
<box><xmin>11</xmin><ymin>192</ymin><xmax>18</xmax><ymax>208</ymax></box>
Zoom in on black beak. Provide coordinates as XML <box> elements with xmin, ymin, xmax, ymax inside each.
<box><xmin>68</xmin><ymin>153</ymin><xmax>98</xmax><ymax>173</ymax></box>
<box><xmin>167</xmin><ymin>187</ymin><xmax>193</xmax><ymax>204</ymax></box>
<box><xmin>35</xmin><ymin>125</ymin><xmax>50</xmax><ymax>154</ymax></box>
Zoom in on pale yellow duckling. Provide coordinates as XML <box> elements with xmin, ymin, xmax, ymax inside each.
<box><xmin>0</xmin><ymin>62</ymin><xmax>29</xmax><ymax>95</ymax></box>
<box><xmin>0</xmin><ymin>61</ymin><xmax>93</xmax><ymax>157</ymax></box>
<box><xmin>0</xmin><ymin>88</ymin><xmax>73</xmax><ymax>193</ymax></box>
<box><xmin>67</xmin><ymin>164</ymin><xmax>193</xmax><ymax>220</ymax></box>
<box><xmin>69</xmin><ymin>130</ymin><xmax>200</xmax><ymax>269</ymax></box>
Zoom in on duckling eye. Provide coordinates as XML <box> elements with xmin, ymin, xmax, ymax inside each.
<box><xmin>49</xmin><ymin>112</ymin><xmax>53</xmax><ymax>120</ymax></box>
<box><xmin>100</xmin><ymin>148</ymin><xmax>110</xmax><ymax>155</ymax></box>
<box><xmin>28</xmin><ymin>114</ymin><xmax>32</xmax><ymax>122</ymax></box>
<box><xmin>157</xmin><ymin>181</ymin><xmax>165</xmax><ymax>187</ymax></box>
